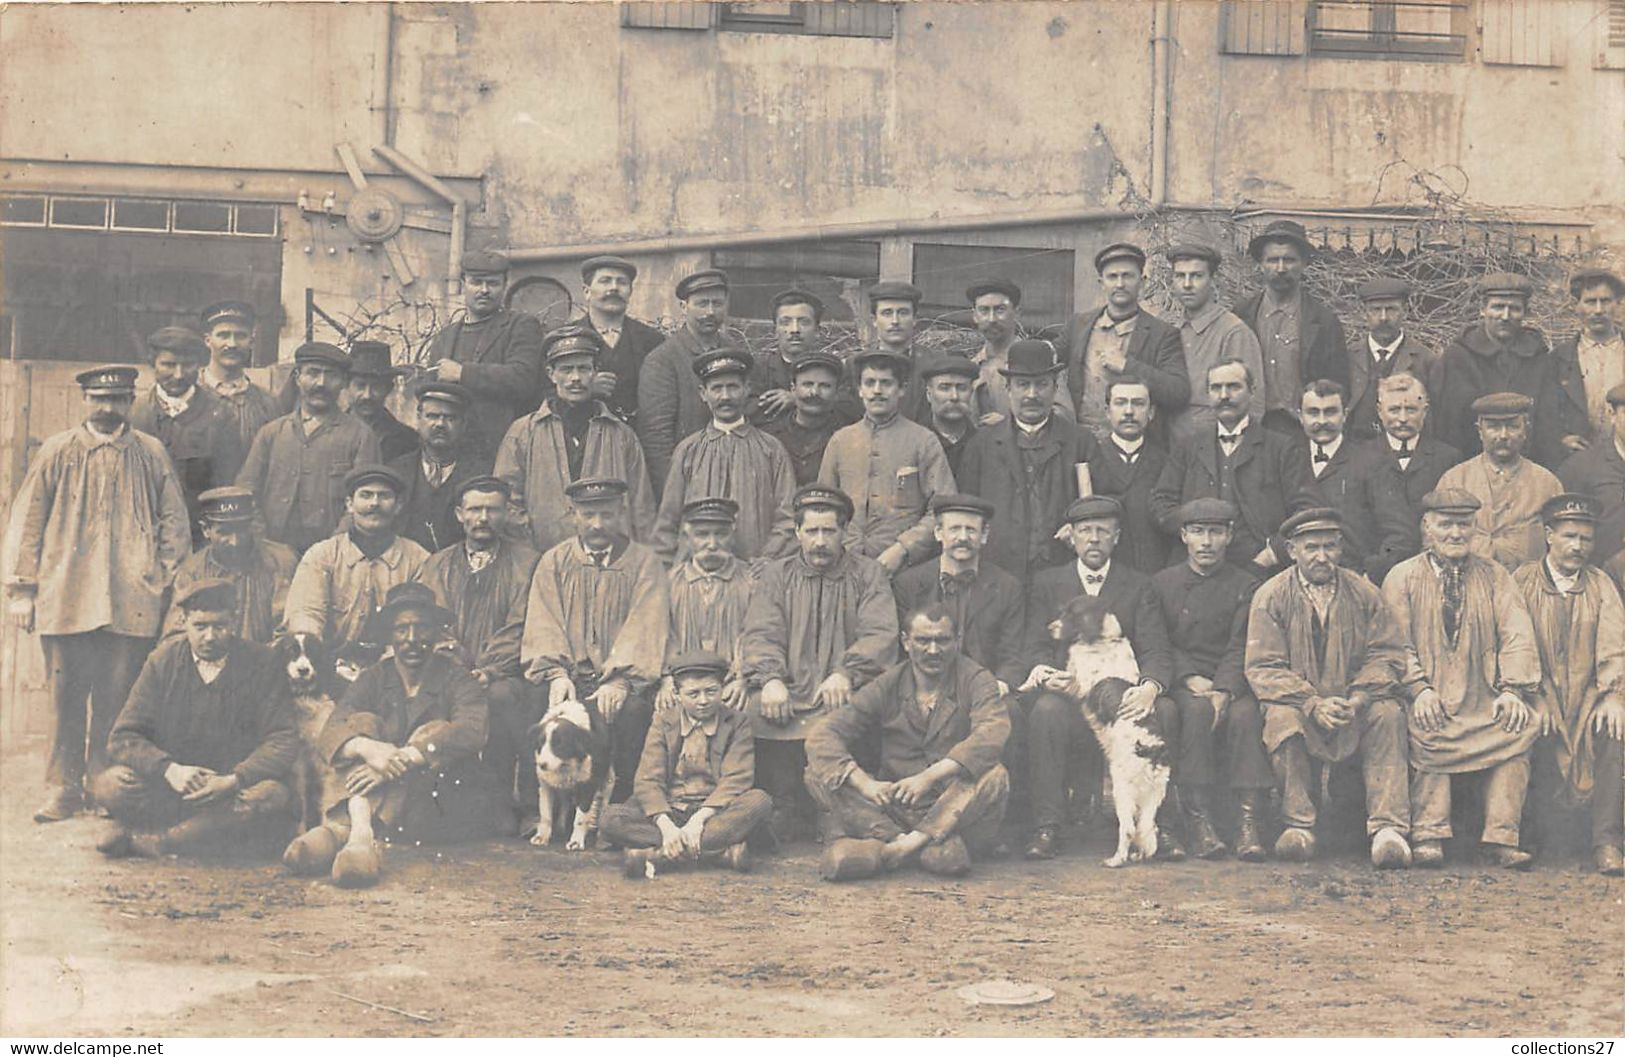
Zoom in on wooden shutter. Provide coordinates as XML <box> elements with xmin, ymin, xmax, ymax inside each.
<box><xmin>621</xmin><ymin>3</ymin><xmax>715</xmax><ymax>30</ymax></box>
<box><xmin>1599</xmin><ymin>0</ymin><xmax>1625</xmax><ymax>68</ymax></box>
<box><xmin>1220</xmin><ymin>1</ymin><xmax>1307</xmax><ymax>56</ymax></box>
<box><xmin>1481</xmin><ymin>0</ymin><xmax>1567</xmax><ymax>66</ymax></box>
<box><xmin>801</xmin><ymin>1</ymin><xmax>894</xmax><ymax>38</ymax></box>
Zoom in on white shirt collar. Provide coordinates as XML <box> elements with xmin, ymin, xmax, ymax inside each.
<box><xmin>713</xmin><ymin>417</ymin><xmax>747</xmax><ymax>435</ymax></box>
<box><xmin>1076</xmin><ymin>559</ymin><xmax>1110</xmax><ymax>594</ymax></box>
<box><xmin>1312</xmin><ymin>434</ymin><xmax>1344</xmax><ymax>461</ymax></box>
<box><xmin>153</xmin><ymin>384</ymin><xmax>196</xmax><ymax>418</ymax></box>
<box><xmin>1015</xmin><ymin>415</ymin><xmax>1050</xmax><ymax>436</ymax></box>
<box><xmin>1386</xmin><ymin>431</ymin><xmax>1415</xmax><ymax>453</ymax></box>
<box><xmin>1218</xmin><ymin>416</ymin><xmax>1251</xmax><ymax>440</ymax></box>
<box><xmin>1368</xmin><ymin>333</ymin><xmax>1405</xmax><ymax>358</ymax></box>
<box><xmin>193</xmin><ymin>652</ymin><xmax>226</xmax><ymax>685</ymax></box>
<box><xmin>1546</xmin><ymin>558</ymin><xmax>1581</xmax><ymax>594</ymax></box>
<box><xmin>1112</xmin><ymin>433</ymin><xmax>1145</xmax><ymax>455</ymax></box>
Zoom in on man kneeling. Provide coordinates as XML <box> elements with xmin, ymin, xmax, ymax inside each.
<box><xmin>95</xmin><ymin>579</ymin><xmax>298</xmax><ymax>858</ymax></box>
<box><xmin>602</xmin><ymin>651</ymin><xmax>772</xmax><ymax>878</ymax></box>
<box><xmin>807</xmin><ymin>605</ymin><xmax>1011</xmax><ymax>881</ymax></box>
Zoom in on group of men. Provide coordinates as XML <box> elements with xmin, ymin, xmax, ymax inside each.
<box><xmin>7</xmin><ymin>221</ymin><xmax>1624</xmax><ymax>885</ymax></box>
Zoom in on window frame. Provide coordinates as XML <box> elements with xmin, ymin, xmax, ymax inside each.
<box><xmin>1307</xmin><ymin>0</ymin><xmax>1470</xmax><ymax>62</ymax></box>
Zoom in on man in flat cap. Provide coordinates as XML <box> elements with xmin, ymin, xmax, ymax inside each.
<box><xmin>1383</xmin><ymin>489</ymin><xmax>1541</xmax><ymax>868</ymax></box>
<box><xmin>1018</xmin><ymin>494</ymin><xmax>1177</xmax><ymax>860</ymax></box>
<box><xmin>95</xmin><ymin>579</ymin><xmax>298</xmax><ymax>859</ymax></box>
<box><xmin>283</xmin><ymin>582</ymin><xmax>502</xmax><ymax>887</ymax></box>
<box><xmin>819</xmin><ymin>349</ymin><xmax>957</xmax><ymax>575</ymax></box>
<box><xmin>344</xmin><ymin>340</ymin><xmax>418</xmax><ymax>463</ymax></box>
<box><xmin>919</xmin><ymin>354</ymin><xmax>981</xmax><ymax>479</ymax></box>
<box><xmin>1064</xmin><ymin>245</ymin><xmax>1189</xmax><ymax>446</ymax></box>
<box><xmin>1345</xmin><ymin>371</ymin><xmax>1463</xmax><ymax>584</ymax></box>
<box><xmin>385</xmin><ymin>380</ymin><xmax>494</xmax><ymax>553</ymax></box>
<box><xmin>638</xmin><ymin>269</ymin><xmax>731</xmax><ymax>492</ymax></box>
<box><xmin>751</xmin><ymin>289</ymin><xmax>860</xmax><ymax>429</ymax></box>
<box><xmin>131</xmin><ymin>325</ymin><xmax>245</xmax><ymax>542</ymax></box>
<box><xmin>762</xmin><ymin>352</ymin><xmax>850</xmax><ymax>487</ymax></box>
<box><xmin>1431</xmin><ymin>271</ymin><xmax>1558</xmax><ymax>463</ymax></box>
<box><xmin>652</xmin><ymin>349</ymin><xmax>797</xmax><ymax>563</ymax></box>
<box><xmin>284</xmin><ymin>464</ymin><xmax>429</xmax><ymax>652</ymax></box>
<box><xmin>1152</xmin><ymin>499</ymin><xmax>1270</xmax><ymax>861</ymax></box>
<box><xmin>1436</xmin><ymin>392</ymin><xmax>1563</xmax><ymax>570</ymax></box>
<box><xmin>418</xmin><ymin>474</ymin><xmax>542</xmax><ymax>832</ymax></box>
<box><xmin>1344</xmin><ymin>277</ymin><xmax>1436</xmax><ymax>443</ymax></box>
<box><xmin>963</xmin><ymin>278</ymin><xmax>1071</xmax><ymax>428</ymax></box>
<box><xmin>198</xmin><ymin>301</ymin><xmax>280</xmax><ymax>455</ymax></box>
<box><xmin>1544</xmin><ymin>269</ymin><xmax>1625</xmax><ymax>461</ymax></box>
<box><xmin>1514</xmin><ymin>493</ymin><xmax>1624</xmax><ymax>875</ymax></box>
<box><xmin>6</xmin><ymin>365</ymin><xmax>191</xmax><ymax>822</ymax></box>
<box><xmin>1246</xmin><ymin>507</ymin><xmax>1412</xmax><ymax>867</ymax></box>
<box><xmin>809</xmin><ymin>602</ymin><xmax>1012</xmax><ymax>881</ymax></box>
<box><xmin>1557</xmin><ymin>381</ymin><xmax>1625</xmax><ymax>564</ymax></box>
<box><xmin>957</xmin><ymin>340</ymin><xmax>1098</xmax><ymax>586</ymax></box>
<box><xmin>740</xmin><ymin>485</ymin><xmax>899</xmax><ymax>842</ymax></box>
<box><xmin>1165</xmin><ymin>243</ymin><xmax>1264</xmax><ymax>440</ymax></box>
<box><xmin>423</xmin><ymin>248</ymin><xmax>547</xmax><ymax>458</ymax></box>
<box><xmin>659</xmin><ymin>498</ymin><xmax>756</xmax><ymax>715</ymax></box>
<box><xmin>573</xmin><ymin>255</ymin><xmax>663</xmax><ymax>425</ymax></box>
<box><xmin>496</xmin><ymin>323</ymin><xmax>656</xmax><ymax>554</ymax></box>
<box><xmin>163</xmin><ymin>488</ymin><xmax>297</xmax><ymax>645</ymax></box>
<box><xmin>236</xmin><ymin>342</ymin><xmax>381</xmax><ymax>553</ymax></box>
<box><xmin>1234</xmin><ymin>220</ymin><xmax>1349</xmax><ymax>435</ymax></box>
<box><xmin>1151</xmin><ymin>358</ymin><xmax>1322</xmax><ymax>577</ymax></box>
<box><xmin>522</xmin><ymin>477</ymin><xmax>669</xmax><ymax>808</ymax></box>
<box><xmin>1085</xmin><ymin>373</ymin><xmax>1174</xmax><ymax>574</ymax></box>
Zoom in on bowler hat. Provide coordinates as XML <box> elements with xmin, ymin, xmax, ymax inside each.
<box><xmin>1247</xmin><ymin>219</ymin><xmax>1314</xmax><ymax>261</ymax></box>
<box><xmin>998</xmin><ymin>339</ymin><xmax>1064</xmax><ymax>377</ymax></box>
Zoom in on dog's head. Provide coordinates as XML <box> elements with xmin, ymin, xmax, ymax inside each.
<box><xmin>1049</xmin><ymin>595</ymin><xmax>1124</xmax><ymax>647</ymax></box>
<box><xmin>530</xmin><ymin>697</ymin><xmax>603</xmax><ymax>788</ymax></box>
<box><xmin>275</xmin><ymin>632</ymin><xmax>333</xmax><ymax>695</ymax></box>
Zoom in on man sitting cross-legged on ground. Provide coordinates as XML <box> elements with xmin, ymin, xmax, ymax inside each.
<box><xmin>95</xmin><ymin>579</ymin><xmax>298</xmax><ymax>859</ymax></box>
<box><xmin>282</xmin><ymin>582</ymin><xmax>504</xmax><ymax>887</ymax></box>
<box><xmin>807</xmin><ymin>605</ymin><xmax>1011</xmax><ymax>881</ymax></box>
<box><xmin>603</xmin><ymin>652</ymin><xmax>773</xmax><ymax>879</ymax></box>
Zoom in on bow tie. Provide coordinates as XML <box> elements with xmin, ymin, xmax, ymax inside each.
<box><xmin>1218</xmin><ymin>432</ymin><xmax>1242</xmax><ymax>448</ymax></box>
<box><xmin>1313</xmin><ymin>446</ymin><xmax>1330</xmax><ymax>464</ymax></box>
<box><xmin>586</xmin><ymin>549</ymin><xmax>611</xmax><ymax>568</ymax></box>
<box><xmin>1083</xmin><ymin>573</ymin><xmax>1105</xmax><ymax>586</ymax></box>
<box><xmin>940</xmin><ymin>571</ymin><xmax>976</xmax><ymax>595</ymax></box>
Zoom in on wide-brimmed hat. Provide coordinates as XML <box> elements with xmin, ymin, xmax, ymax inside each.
<box><xmin>363</xmin><ymin>582</ymin><xmax>454</xmax><ymax>643</ymax></box>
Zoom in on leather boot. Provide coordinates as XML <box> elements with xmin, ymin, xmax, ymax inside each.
<box><xmin>1234</xmin><ymin>790</ymin><xmax>1268</xmax><ymax>862</ymax></box>
<box><xmin>1155</xmin><ymin>787</ymin><xmax>1187</xmax><ymax>861</ymax></box>
<box><xmin>1181</xmin><ymin>785</ymin><xmax>1229</xmax><ymax>859</ymax></box>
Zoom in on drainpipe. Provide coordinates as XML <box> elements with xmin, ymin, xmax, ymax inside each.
<box><xmin>373</xmin><ymin>144</ymin><xmax>467</xmax><ymax>299</ymax></box>
<box><xmin>372</xmin><ymin>5</ymin><xmax>395</xmax><ymax>148</ymax></box>
<box><xmin>1149</xmin><ymin>0</ymin><xmax>1172</xmax><ymax>208</ymax></box>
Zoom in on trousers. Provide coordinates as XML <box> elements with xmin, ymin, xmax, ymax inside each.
<box><xmin>1528</xmin><ymin>733</ymin><xmax>1624</xmax><ymax>849</ymax></box>
<box><xmin>92</xmin><ymin>764</ymin><xmax>292</xmax><ymax>851</ymax></box>
<box><xmin>1023</xmin><ymin>690</ymin><xmax>1173</xmax><ymax>830</ymax></box>
<box><xmin>43</xmin><ymin>631</ymin><xmax>151</xmax><ymax>795</ymax></box>
<box><xmin>1165</xmin><ymin>686</ymin><xmax>1272</xmax><ymax>789</ymax></box>
<box><xmin>807</xmin><ymin>764</ymin><xmax>1009</xmax><ymax>852</ymax></box>
<box><xmin>1411</xmin><ymin>756</ymin><xmax>1532</xmax><ymax>846</ymax></box>
<box><xmin>599</xmin><ymin>789</ymin><xmax>774</xmax><ymax>851</ymax></box>
<box><xmin>1267</xmin><ymin>698</ymin><xmax>1409</xmax><ymax>835</ymax></box>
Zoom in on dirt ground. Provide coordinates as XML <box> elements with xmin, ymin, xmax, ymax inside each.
<box><xmin>1</xmin><ymin>748</ymin><xmax>1620</xmax><ymax>1039</ymax></box>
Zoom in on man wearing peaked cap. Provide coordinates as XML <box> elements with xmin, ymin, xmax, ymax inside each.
<box><xmin>544</xmin><ymin>322</ymin><xmax>604</xmax><ymax>363</ymax></box>
<box><xmin>198</xmin><ymin>300</ymin><xmax>280</xmax><ymax>455</ymax></box>
<box><xmin>384</xmin><ymin>376</ymin><xmax>494</xmax><ymax>554</ymax></box>
<box><xmin>1514</xmin><ymin>486</ymin><xmax>1625</xmax><ymax>875</ymax></box>
<box><xmin>638</xmin><ymin>270</ymin><xmax>732</xmax><ymax>493</ymax></box>
<box><xmin>575</xmin><ymin>256</ymin><xmax>662</xmax><ymax>426</ymax></box>
<box><xmin>6</xmin><ymin>359</ymin><xmax>192</xmax><ymax>824</ymax></box>
<box><xmin>1547</xmin><ymin>267</ymin><xmax>1625</xmax><ymax>457</ymax></box>
<box><xmin>658</xmin><ymin>495</ymin><xmax>754</xmax><ymax>726</ymax></box>
<box><xmin>163</xmin><ymin>486</ymin><xmax>298</xmax><ymax>645</ymax></box>
<box><xmin>344</xmin><ymin>340</ymin><xmax>417</xmax><ymax>463</ymax></box>
<box><xmin>1556</xmin><ymin>381</ymin><xmax>1625</xmax><ymax>565</ymax></box>
<box><xmin>423</xmin><ymin>247</ymin><xmax>545</xmax><ymax>459</ymax></box>
<box><xmin>1345</xmin><ymin>275</ymin><xmax>1436</xmax><ymax>442</ymax></box>
<box><xmin>752</xmin><ymin>288</ymin><xmax>859</xmax><ymax>431</ymax></box>
<box><xmin>1436</xmin><ymin>390</ymin><xmax>1563</xmax><ymax>570</ymax></box>
<box><xmin>917</xmin><ymin>354</ymin><xmax>981</xmax><ymax>479</ymax></box>
<box><xmin>762</xmin><ymin>351</ymin><xmax>853</xmax><ymax>486</ymax></box>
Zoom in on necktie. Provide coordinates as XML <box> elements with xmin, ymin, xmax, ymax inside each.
<box><xmin>1376</xmin><ymin>351</ymin><xmax>1394</xmax><ymax>375</ymax></box>
<box><xmin>1440</xmin><ymin>560</ymin><xmax>1464</xmax><ymax>643</ymax></box>
<box><xmin>1313</xmin><ymin>445</ymin><xmax>1330</xmax><ymax>465</ymax></box>
<box><xmin>940</xmin><ymin>571</ymin><xmax>975</xmax><ymax>597</ymax></box>
<box><xmin>1396</xmin><ymin>440</ymin><xmax>1412</xmax><ymax>457</ymax></box>
<box><xmin>1116</xmin><ymin>445</ymin><xmax>1138</xmax><ymax>465</ymax></box>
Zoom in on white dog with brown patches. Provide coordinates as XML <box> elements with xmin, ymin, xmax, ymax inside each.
<box><xmin>530</xmin><ymin>694</ymin><xmax>611</xmax><ymax>850</ymax></box>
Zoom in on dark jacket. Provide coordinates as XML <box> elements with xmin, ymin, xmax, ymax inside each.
<box><xmin>236</xmin><ymin>410</ymin><xmax>382</xmax><ymax>551</ymax></box>
<box><xmin>762</xmin><ymin>413</ymin><xmax>844</xmax><ymax>487</ymax></box>
<box><xmin>1342</xmin><ymin>434</ymin><xmax>1462</xmax><ymax>584</ymax></box>
<box><xmin>364</xmin><ymin>406</ymin><xmax>422</xmax><ymax>464</ymax></box>
<box><xmin>631</xmin><ymin>705</ymin><xmax>756</xmax><ymax>816</ymax></box>
<box><xmin>1086</xmin><ymin>439</ymin><xmax>1172</xmax><ymax>574</ymax></box>
<box><xmin>1541</xmin><ymin>336</ymin><xmax>1606</xmax><ymax>466</ymax></box>
<box><xmin>1344</xmin><ymin>333</ymin><xmax>1437</xmax><ymax>444</ymax></box>
<box><xmin>1558</xmin><ymin>437</ymin><xmax>1625</xmax><ymax>565</ymax></box>
<box><xmin>1152</xmin><ymin>560</ymin><xmax>1259</xmax><ymax>698</ymax></box>
<box><xmin>807</xmin><ymin>655</ymin><xmax>1010</xmax><ymax>788</ymax></box>
<box><xmin>637</xmin><ymin>326</ymin><xmax>718</xmax><ymax>493</ymax></box>
<box><xmin>551</xmin><ymin>314</ymin><xmax>665</xmax><ymax>427</ymax></box>
<box><xmin>956</xmin><ymin>413</ymin><xmax>1099</xmax><ymax>584</ymax></box>
<box><xmin>1149</xmin><ymin>422</ymin><xmax>1323</xmax><ymax>571</ymax></box>
<box><xmin>1234</xmin><ymin>288</ymin><xmax>1350</xmax><ymax>393</ymax></box>
<box><xmin>1023</xmin><ymin>560</ymin><xmax>1174</xmax><ymax>691</ymax></box>
<box><xmin>318</xmin><ymin>653</ymin><xmax>488</xmax><ymax>775</ymax></box>
<box><xmin>748</xmin><ymin>350</ymin><xmax>863</xmax><ymax>429</ymax></box>
<box><xmin>892</xmin><ymin>558</ymin><xmax>1027</xmax><ymax>688</ymax></box>
<box><xmin>1063</xmin><ymin>305</ymin><xmax>1190</xmax><ymax>446</ymax></box>
<box><xmin>130</xmin><ymin>385</ymin><xmax>245</xmax><ymax>539</ymax></box>
<box><xmin>424</xmin><ymin>310</ymin><xmax>547</xmax><ymax>457</ymax></box>
<box><xmin>1429</xmin><ymin>324</ymin><xmax>1554</xmax><ymax>463</ymax></box>
<box><xmin>385</xmin><ymin>445</ymin><xmax>496</xmax><ymax>554</ymax></box>
<box><xmin>1303</xmin><ymin>436</ymin><xmax>1368</xmax><ymax>568</ymax></box>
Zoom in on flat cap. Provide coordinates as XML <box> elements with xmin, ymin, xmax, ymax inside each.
<box><xmin>1470</xmin><ymin>391</ymin><xmax>1535</xmax><ymax>418</ymax></box>
<box><xmin>1064</xmin><ymin>494</ymin><xmax>1124</xmax><ymax>524</ymax></box>
<box><xmin>792</xmin><ymin>484</ymin><xmax>854</xmax><ymax>521</ymax></box>
<box><xmin>1542</xmin><ymin>492</ymin><xmax>1601</xmax><ymax>525</ymax></box>
<box><xmin>667</xmin><ymin>651</ymin><xmax>731</xmax><ymax>680</ymax></box>
<box><xmin>1607</xmin><ymin>382</ymin><xmax>1625</xmax><ymax>409</ymax></box>
<box><xmin>580</xmin><ymin>255</ymin><xmax>637</xmax><ymax>283</ymax></box>
<box><xmin>999</xmin><ymin>339</ymin><xmax>1065</xmax><ymax>377</ymax></box>
<box><xmin>1479</xmin><ymin>271</ymin><xmax>1533</xmax><ymax>299</ymax></box>
<box><xmin>852</xmin><ymin>348</ymin><xmax>913</xmax><ymax>379</ymax></box>
<box><xmin>692</xmin><ymin>348</ymin><xmax>754</xmax><ymax>382</ymax></box>
<box><xmin>343</xmin><ymin>463</ymin><xmax>406</xmax><ymax>496</ymax></box>
<box><xmin>348</xmin><ymin>340</ymin><xmax>401</xmax><ymax>379</ymax></box>
<box><xmin>772</xmin><ymin>288</ymin><xmax>825</xmax><ymax>318</ymax></box>
<box><xmin>174</xmin><ymin>577</ymin><xmax>238</xmax><ymax>613</ymax></box>
<box><xmin>293</xmin><ymin>341</ymin><xmax>351</xmax><ymax>370</ymax></box>
<box><xmin>917</xmin><ymin>353</ymin><xmax>980</xmax><ymax>382</ymax></box>
<box><xmin>1093</xmin><ymin>242</ymin><xmax>1147</xmax><ymax>273</ymax></box>
<box><xmin>145</xmin><ymin>326</ymin><xmax>208</xmax><ymax>358</ymax></box>
<box><xmin>365</xmin><ymin>582</ymin><xmax>454</xmax><ymax>642</ymax></box>
<box><xmin>930</xmin><ymin>493</ymin><xmax>995</xmax><ymax>520</ymax></box>
<box><xmin>564</xmin><ymin>476</ymin><xmax>629</xmax><ymax>504</ymax></box>
<box><xmin>198</xmin><ymin>486</ymin><xmax>257</xmax><ymax>523</ymax></box>
<box><xmin>867</xmin><ymin>280</ymin><xmax>923</xmax><ymax>306</ymax></box>
<box><xmin>1178</xmin><ymin>498</ymin><xmax>1239</xmax><ymax>527</ymax></box>
<box><xmin>791</xmin><ymin>351</ymin><xmax>845</xmax><ymax>378</ymax></box>
<box><xmin>543</xmin><ymin>322</ymin><xmax>604</xmax><ymax>363</ymax></box>
<box><xmin>1280</xmin><ymin>507</ymin><xmax>1343</xmax><ymax>538</ymax></box>
<box><xmin>200</xmin><ymin>300</ymin><xmax>255</xmax><ymax>330</ymax></box>
<box><xmin>75</xmin><ymin>365</ymin><xmax>139</xmax><ymax>394</ymax></box>
<box><xmin>452</xmin><ymin>474</ymin><xmax>512</xmax><ymax>505</ymax></box>
<box><xmin>1569</xmin><ymin>267</ymin><xmax>1625</xmax><ymax>299</ymax></box>
<box><xmin>414</xmin><ymin>380</ymin><xmax>472</xmax><ymax>408</ymax></box>
<box><xmin>1247</xmin><ymin>219</ymin><xmax>1314</xmax><ymax>261</ymax></box>
<box><xmin>965</xmin><ymin>278</ymin><xmax>1022</xmax><ymax>306</ymax></box>
<box><xmin>1421</xmin><ymin>488</ymin><xmax>1481</xmax><ymax>516</ymax></box>
<box><xmin>681</xmin><ymin>496</ymin><xmax>739</xmax><ymax>524</ymax></box>
<box><xmin>675</xmin><ymin>268</ymin><xmax>729</xmax><ymax>300</ymax></box>
<box><xmin>1164</xmin><ymin>242</ymin><xmax>1223</xmax><ymax>269</ymax></box>
<box><xmin>461</xmin><ymin>248</ymin><xmax>510</xmax><ymax>275</ymax></box>
<box><xmin>1357</xmin><ymin>276</ymin><xmax>1412</xmax><ymax>302</ymax></box>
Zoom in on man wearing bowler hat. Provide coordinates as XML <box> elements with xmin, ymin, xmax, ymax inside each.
<box><xmin>198</xmin><ymin>300</ymin><xmax>280</xmax><ymax>454</ymax></box>
<box><xmin>1431</xmin><ymin>271</ymin><xmax>1557</xmax><ymax>463</ymax></box>
<box><xmin>1234</xmin><ymin>219</ymin><xmax>1349</xmax><ymax>434</ymax></box>
<box><xmin>236</xmin><ymin>341</ymin><xmax>381</xmax><ymax>553</ymax></box>
<box><xmin>1063</xmin><ymin>244</ymin><xmax>1190</xmax><ymax>446</ymax></box>
<box><xmin>423</xmin><ymin>248</ymin><xmax>547</xmax><ymax>458</ymax></box>
<box><xmin>1436</xmin><ymin>392</ymin><xmax>1562</xmax><ymax>570</ymax></box>
<box><xmin>1165</xmin><ymin>242</ymin><xmax>1264</xmax><ymax>440</ymax></box>
<box><xmin>1545</xmin><ymin>268</ymin><xmax>1625</xmax><ymax>459</ymax></box>
<box><xmin>387</xmin><ymin>380</ymin><xmax>494</xmax><ymax>553</ymax></box>
<box><xmin>1558</xmin><ymin>381</ymin><xmax>1625</xmax><ymax>564</ymax></box>
<box><xmin>345</xmin><ymin>340</ymin><xmax>418</xmax><ymax>462</ymax></box>
<box><xmin>6</xmin><ymin>364</ymin><xmax>191</xmax><ymax>823</ymax></box>
<box><xmin>1344</xmin><ymin>276</ymin><xmax>1436</xmax><ymax>442</ymax></box>
<box><xmin>638</xmin><ymin>268</ymin><xmax>732</xmax><ymax>490</ymax></box>
<box><xmin>572</xmin><ymin>255</ymin><xmax>664</xmax><ymax>424</ymax></box>
<box><xmin>163</xmin><ymin>487</ymin><xmax>298</xmax><ymax>645</ymax></box>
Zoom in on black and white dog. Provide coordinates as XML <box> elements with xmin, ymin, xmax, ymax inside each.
<box><xmin>274</xmin><ymin>631</ymin><xmax>345</xmax><ymax>833</ymax></box>
<box><xmin>1025</xmin><ymin>594</ymin><xmax>1171</xmax><ymax>868</ymax></box>
<box><xmin>528</xmin><ymin>660</ymin><xmax>613</xmax><ymax>850</ymax></box>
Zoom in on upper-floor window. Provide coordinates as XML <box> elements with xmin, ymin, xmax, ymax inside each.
<box><xmin>622</xmin><ymin>2</ymin><xmax>894</xmax><ymax>39</ymax></box>
<box><xmin>1310</xmin><ymin>1</ymin><xmax>1470</xmax><ymax>61</ymax></box>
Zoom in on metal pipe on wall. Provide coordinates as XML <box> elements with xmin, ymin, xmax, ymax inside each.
<box><xmin>372</xmin><ymin>5</ymin><xmax>394</xmax><ymax>148</ymax></box>
<box><xmin>1150</xmin><ymin>0</ymin><xmax>1172</xmax><ymax>207</ymax></box>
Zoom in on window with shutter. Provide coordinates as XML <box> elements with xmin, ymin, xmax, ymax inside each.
<box><xmin>622</xmin><ymin>1</ymin><xmax>893</xmax><ymax>37</ymax></box>
<box><xmin>1220</xmin><ymin>1</ymin><xmax>1309</xmax><ymax>56</ymax></box>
